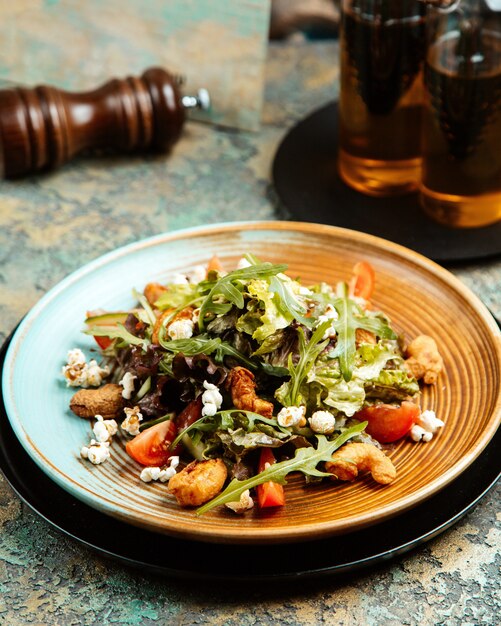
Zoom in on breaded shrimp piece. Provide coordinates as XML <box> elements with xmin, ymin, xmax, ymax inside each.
<box><xmin>226</xmin><ymin>367</ymin><xmax>274</xmax><ymax>417</ymax></box>
<box><xmin>325</xmin><ymin>442</ymin><xmax>397</xmax><ymax>485</ymax></box>
<box><xmin>143</xmin><ymin>282</ymin><xmax>168</xmax><ymax>307</ymax></box>
<box><xmin>168</xmin><ymin>459</ymin><xmax>227</xmax><ymax>507</ymax></box>
<box><xmin>355</xmin><ymin>328</ymin><xmax>377</xmax><ymax>346</ymax></box>
<box><xmin>151</xmin><ymin>307</ymin><xmax>193</xmax><ymax>344</ymax></box>
<box><xmin>405</xmin><ymin>335</ymin><xmax>443</xmax><ymax>385</ymax></box>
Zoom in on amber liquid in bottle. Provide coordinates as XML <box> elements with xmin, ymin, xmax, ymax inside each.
<box><xmin>339</xmin><ymin>4</ymin><xmax>426</xmax><ymax>196</ymax></box>
<box><xmin>421</xmin><ymin>31</ymin><xmax>501</xmax><ymax>227</ymax></box>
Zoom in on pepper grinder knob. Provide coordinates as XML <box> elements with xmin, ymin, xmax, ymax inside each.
<box><xmin>0</xmin><ymin>67</ymin><xmax>210</xmax><ymax>179</ymax></box>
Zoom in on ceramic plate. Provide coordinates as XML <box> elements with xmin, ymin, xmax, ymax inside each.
<box><xmin>3</xmin><ymin>222</ymin><xmax>501</xmax><ymax>543</ymax></box>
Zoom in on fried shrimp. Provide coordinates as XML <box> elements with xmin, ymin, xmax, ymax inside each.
<box><xmin>151</xmin><ymin>307</ymin><xmax>194</xmax><ymax>344</ymax></box>
<box><xmin>405</xmin><ymin>335</ymin><xmax>443</xmax><ymax>385</ymax></box>
<box><xmin>355</xmin><ymin>328</ymin><xmax>377</xmax><ymax>346</ymax></box>
<box><xmin>143</xmin><ymin>282</ymin><xmax>168</xmax><ymax>307</ymax></box>
<box><xmin>325</xmin><ymin>442</ymin><xmax>397</xmax><ymax>485</ymax></box>
<box><xmin>168</xmin><ymin>459</ymin><xmax>228</xmax><ymax>507</ymax></box>
<box><xmin>226</xmin><ymin>366</ymin><xmax>274</xmax><ymax>417</ymax></box>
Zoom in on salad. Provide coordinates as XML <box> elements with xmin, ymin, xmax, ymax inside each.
<box><xmin>64</xmin><ymin>254</ymin><xmax>444</xmax><ymax>515</ymax></box>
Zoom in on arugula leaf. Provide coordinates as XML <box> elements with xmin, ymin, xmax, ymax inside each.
<box><xmin>214</xmin><ymin>341</ymin><xmax>258</xmax><ymax>371</ymax></box>
<box><xmin>196</xmin><ymin>423</ymin><xmax>367</xmax><ymax>515</ymax></box>
<box><xmin>269</xmin><ymin>274</ymin><xmax>312</xmax><ymax>328</ymax></box>
<box><xmin>246</xmin><ymin>253</ymin><xmax>312</xmax><ymax>329</ymax></box>
<box><xmin>260</xmin><ymin>362</ymin><xmax>290</xmax><ymax>378</ymax></box>
<box><xmin>159</xmin><ymin>335</ymin><xmax>222</xmax><ymax>356</ymax></box>
<box><xmin>198</xmin><ymin>262</ymin><xmax>288</xmax><ymax>331</ymax></box>
<box><xmin>277</xmin><ymin>321</ymin><xmax>331</xmax><ymax>407</ymax></box>
<box><xmin>356</xmin><ymin>315</ymin><xmax>397</xmax><ymax>340</ymax></box>
<box><xmin>132</xmin><ymin>288</ymin><xmax>157</xmax><ymax>326</ymax></box>
<box><xmin>251</xmin><ymin>330</ymin><xmax>286</xmax><ymax>357</ymax></box>
<box><xmin>328</xmin><ymin>284</ymin><xmax>396</xmax><ymax>382</ymax></box>
<box><xmin>329</xmin><ymin>284</ymin><xmax>357</xmax><ymax>383</ymax></box>
<box><xmin>158</xmin><ymin>333</ymin><xmax>285</xmax><ymax>376</ymax></box>
<box><xmin>84</xmin><ymin>324</ymin><xmax>149</xmax><ymax>349</ymax></box>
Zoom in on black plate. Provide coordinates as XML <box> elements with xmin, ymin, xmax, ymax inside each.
<box><xmin>272</xmin><ymin>102</ymin><xmax>501</xmax><ymax>263</ymax></box>
<box><xmin>0</xmin><ymin>333</ymin><xmax>499</xmax><ymax>582</ymax></box>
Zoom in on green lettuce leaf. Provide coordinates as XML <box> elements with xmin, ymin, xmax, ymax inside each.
<box><xmin>251</xmin><ymin>329</ymin><xmax>287</xmax><ymax>357</ymax></box>
<box><xmin>245</xmin><ymin>253</ymin><xmax>312</xmax><ymax>329</ymax></box>
<box><xmin>217</xmin><ymin>427</ymin><xmax>289</xmax><ymax>454</ymax></box>
<box><xmin>155</xmin><ymin>283</ymin><xmax>199</xmax><ymax>310</ymax></box>
<box><xmin>235</xmin><ymin>310</ymin><xmax>262</xmax><ymax>336</ymax></box>
<box><xmin>310</xmin><ymin>367</ymin><xmax>366</xmax><ymax>417</ymax></box>
<box><xmin>247</xmin><ymin>279</ymin><xmax>292</xmax><ymax>342</ymax></box>
<box><xmin>170</xmin><ymin>410</ymin><xmax>290</xmax><ymax>451</ymax></box>
<box><xmin>365</xmin><ymin>369</ymin><xmax>420</xmax><ymax>402</ymax></box>
<box><xmin>355</xmin><ymin>343</ymin><xmax>402</xmax><ymax>381</ymax></box>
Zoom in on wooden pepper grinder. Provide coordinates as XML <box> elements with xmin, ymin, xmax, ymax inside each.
<box><xmin>0</xmin><ymin>67</ymin><xmax>210</xmax><ymax>179</ymax></box>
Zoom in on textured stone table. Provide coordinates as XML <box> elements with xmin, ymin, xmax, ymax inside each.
<box><xmin>1</xmin><ymin>39</ymin><xmax>500</xmax><ymax>625</ymax></box>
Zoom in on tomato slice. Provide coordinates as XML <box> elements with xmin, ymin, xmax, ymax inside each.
<box><xmin>94</xmin><ymin>336</ymin><xmax>113</xmax><ymax>350</ymax></box>
<box><xmin>354</xmin><ymin>401</ymin><xmax>419</xmax><ymax>443</ymax></box>
<box><xmin>176</xmin><ymin>397</ymin><xmax>203</xmax><ymax>432</ymax></box>
<box><xmin>126</xmin><ymin>419</ymin><xmax>178</xmax><ymax>466</ymax></box>
<box><xmin>256</xmin><ymin>448</ymin><xmax>285</xmax><ymax>509</ymax></box>
<box><xmin>206</xmin><ymin>254</ymin><xmax>225</xmax><ymax>276</ymax></box>
<box><xmin>349</xmin><ymin>261</ymin><xmax>375</xmax><ymax>301</ymax></box>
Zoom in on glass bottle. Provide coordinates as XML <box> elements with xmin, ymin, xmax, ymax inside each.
<box><xmin>338</xmin><ymin>0</ymin><xmax>427</xmax><ymax>196</ymax></box>
<box><xmin>420</xmin><ymin>0</ymin><xmax>501</xmax><ymax>227</ymax></box>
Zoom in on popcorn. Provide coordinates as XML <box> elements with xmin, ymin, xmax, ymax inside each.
<box><xmin>277</xmin><ymin>405</ymin><xmax>307</xmax><ymax>428</ymax></box>
<box><xmin>80</xmin><ymin>439</ymin><xmax>110</xmax><ymax>464</ymax></box>
<box><xmin>317</xmin><ymin>304</ymin><xmax>339</xmax><ymax>339</ymax></box>
<box><xmin>140</xmin><ymin>457</ymin><xmax>180</xmax><ymax>483</ymax></box>
<box><xmin>309</xmin><ymin>410</ymin><xmax>336</xmax><ymax>435</ymax></box>
<box><xmin>92</xmin><ymin>415</ymin><xmax>118</xmax><ymax>443</ymax></box>
<box><xmin>167</xmin><ymin>318</ymin><xmax>194</xmax><ymax>340</ymax></box>
<box><xmin>172</xmin><ymin>273</ymin><xmax>189</xmax><ymax>285</ymax></box>
<box><xmin>201</xmin><ymin>380</ymin><xmax>223</xmax><ymax>417</ymax></box>
<box><xmin>121</xmin><ymin>406</ymin><xmax>143</xmax><ymax>436</ymax></box>
<box><xmin>410</xmin><ymin>409</ymin><xmax>445</xmax><ymax>443</ymax></box>
<box><xmin>190</xmin><ymin>265</ymin><xmax>207</xmax><ymax>284</ymax></box>
<box><xmin>237</xmin><ymin>257</ymin><xmax>251</xmax><ymax>269</ymax></box>
<box><xmin>119</xmin><ymin>372</ymin><xmax>137</xmax><ymax>400</ymax></box>
<box><xmin>62</xmin><ymin>348</ymin><xmax>109</xmax><ymax>388</ymax></box>
<box><xmin>225</xmin><ymin>489</ymin><xmax>254</xmax><ymax>514</ymax></box>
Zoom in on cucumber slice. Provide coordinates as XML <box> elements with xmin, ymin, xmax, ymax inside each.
<box><xmin>85</xmin><ymin>312</ymin><xmax>129</xmax><ymax>326</ymax></box>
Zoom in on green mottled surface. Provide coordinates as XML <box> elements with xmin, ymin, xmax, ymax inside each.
<box><xmin>1</xmin><ymin>39</ymin><xmax>500</xmax><ymax>625</ymax></box>
<box><xmin>1</xmin><ymin>0</ymin><xmax>270</xmax><ymax>130</ymax></box>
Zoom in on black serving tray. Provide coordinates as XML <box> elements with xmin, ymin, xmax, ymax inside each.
<box><xmin>0</xmin><ymin>331</ymin><xmax>499</xmax><ymax>582</ymax></box>
<box><xmin>272</xmin><ymin>102</ymin><xmax>501</xmax><ymax>263</ymax></box>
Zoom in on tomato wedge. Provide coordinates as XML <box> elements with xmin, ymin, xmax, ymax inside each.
<box><xmin>126</xmin><ymin>419</ymin><xmax>178</xmax><ymax>466</ymax></box>
<box><xmin>349</xmin><ymin>261</ymin><xmax>375</xmax><ymax>301</ymax></box>
<box><xmin>176</xmin><ymin>397</ymin><xmax>203</xmax><ymax>432</ymax></box>
<box><xmin>94</xmin><ymin>335</ymin><xmax>113</xmax><ymax>350</ymax></box>
<box><xmin>256</xmin><ymin>448</ymin><xmax>285</xmax><ymax>509</ymax></box>
<box><xmin>206</xmin><ymin>254</ymin><xmax>225</xmax><ymax>276</ymax></box>
<box><xmin>354</xmin><ymin>401</ymin><xmax>419</xmax><ymax>443</ymax></box>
